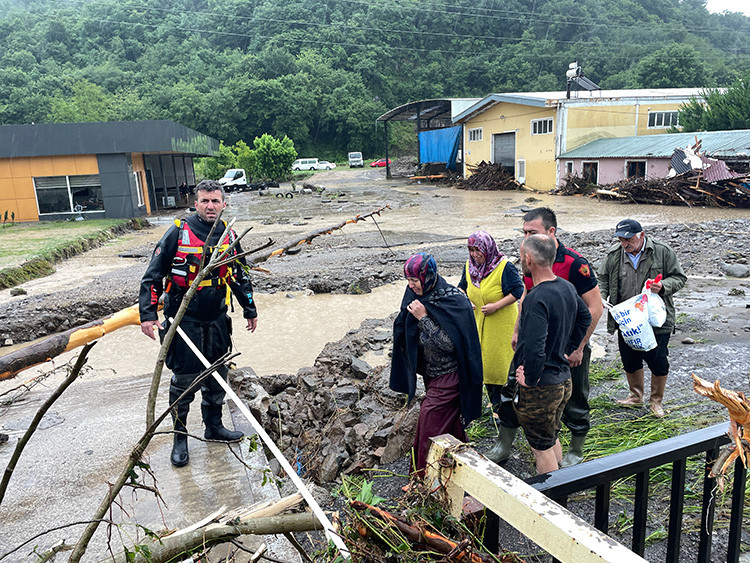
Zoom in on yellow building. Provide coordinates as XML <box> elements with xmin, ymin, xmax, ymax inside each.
<box><xmin>453</xmin><ymin>88</ymin><xmax>703</xmax><ymax>190</ymax></box>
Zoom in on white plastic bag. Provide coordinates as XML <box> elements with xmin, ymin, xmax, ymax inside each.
<box><xmin>646</xmin><ymin>292</ymin><xmax>666</xmax><ymax>327</ymax></box>
<box><xmin>610</xmin><ymin>292</ymin><xmax>657</xmax><ymax>351</ymax></box>
<box><xmin>644</xmin><ymin>275</ymin><xmax>666</xmax><ymax>328</ymax></box>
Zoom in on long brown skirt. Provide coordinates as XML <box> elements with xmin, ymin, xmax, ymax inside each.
<box><xmin>413</xmin><ymin>370</ymin><xmax>466</xmax><ymax>478</ymax></box>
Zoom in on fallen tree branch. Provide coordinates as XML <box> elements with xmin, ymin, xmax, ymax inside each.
<box><xmin>349</xmin><ymin>500</ymin><xmax>490</xmax><ymax>563</ymax></box>
<box><xmin>249</xmin><ymin>205</ymin><xmax>391</xmax><ymax>263</ymax></box>
<box><xmin>0</xmin><ymin>519</ymin><xmax>111</xmax><ymax>562</ymax></box>
<box><xmin>108</xmin><ymin>512</ymin><xmax>322</xmax><ymax>563</ymax></box>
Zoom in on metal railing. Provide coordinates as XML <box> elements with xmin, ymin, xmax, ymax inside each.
<box><xmin>525</xmin><ymin>423</ymin><xmax>747</xmax><ymax>562</ymax></box>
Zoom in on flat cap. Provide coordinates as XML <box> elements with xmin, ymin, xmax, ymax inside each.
<box><xmin>614</xmin><ymin>218</ymin><xmax>643</xmax><ymax>238</ymax></box>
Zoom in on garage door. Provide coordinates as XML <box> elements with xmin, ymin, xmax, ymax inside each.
<box><xmin>493</xmin><ymin>133</ymin><xmax>515</xmax><ymax>168</ymax></box>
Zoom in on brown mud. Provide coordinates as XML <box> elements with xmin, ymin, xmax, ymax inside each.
<box><xmin>1</xmin><ymin>169</ymin><xmax>749</xmax><ymax>560</ymax></box>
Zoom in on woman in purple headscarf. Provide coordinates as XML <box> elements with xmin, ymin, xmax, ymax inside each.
<box><xmin>390</xmin><ymin>252</ymin><xmax>483</xmax><ymax>479</ymax></box>
<box><xmin>458</xmin><ymin>231</ymin><xmax>524</xmax><ymax>414</ymax></box>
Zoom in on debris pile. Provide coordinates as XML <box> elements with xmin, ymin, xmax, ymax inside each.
<box><xmin>555</xmin><ymin>174</ymin><xmax>598</xmax><ymax>196</ymax></box>
<box><xmin>557</xmin><ymin>139</ymin><xmax>750</xmax><ymax>207</ymax></box>
<box><xmin>409</xmin><ymin>162</ymin><xmax>461</xmax><ymax>183</ymax></box>
<box><xmin>454</xmin><ymin>161</ymin><xmax>522</xmax><ymax>190</ymax></box>
<box><xmin>389</xmin><ymin>156</ymin><xmax>419</xmax><ymax>177</ymax></box>
<box><xmin>231</xmin><ymin>316</ymin><xmax>421</xmax><ymax>484</ymax></box>
<box><xmin>560</xmin><ymin>172</ymin><xmax>750</xmax><ymax>208</ymax></box>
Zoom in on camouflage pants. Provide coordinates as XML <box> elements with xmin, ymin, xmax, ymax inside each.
<box><xmin>513</xmin><ymin>379</ymin><xmax>572</xmax><ymax>451</ymax></box>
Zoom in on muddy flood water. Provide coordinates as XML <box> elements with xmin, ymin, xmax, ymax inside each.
<box><xmin>2</xmin><ymin>169</ymin><xmax>749</xmax><ymax>379</ymax></box>
<box><xmin>1</xmin><ymin>169</ymin><xmax>750</xmax><ymax>562</ymax></box>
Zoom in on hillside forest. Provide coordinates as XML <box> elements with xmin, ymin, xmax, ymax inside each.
<box><xmin>1</xmin><ymin>0</ymin><xmax>749</xmax><ymax>159</ymax></box>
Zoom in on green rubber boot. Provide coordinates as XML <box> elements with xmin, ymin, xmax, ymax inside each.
<box><xmin>560</xmin><ymin>434</ymin><xmax>587</xmax><ymax>468</ymax></box>
<box><xmin>485</xmin><ymin>426</ymin><xmax>518</xmax><ymax>464</ymax></box>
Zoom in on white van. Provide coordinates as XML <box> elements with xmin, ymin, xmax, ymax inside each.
<box><xmin>292</xmin><ymin>158</ymin><xmax>319</xmax><ymax>171</ymax></box>
<box><xmin>348</xmin><ymin>151</ymin><xmax>363</xmax><ymax>167</ymax></box>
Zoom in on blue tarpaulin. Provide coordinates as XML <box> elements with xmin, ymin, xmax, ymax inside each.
<box><xmin>419</xmin><ymin>126</ymin><xmax>461</xmax><ymax>170</ymax></box>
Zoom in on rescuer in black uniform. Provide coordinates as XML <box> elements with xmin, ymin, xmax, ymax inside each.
<box><xmin>139</xmin><ymin>180</ymin><xmax>258</xmax><ymax>467</ymax></box>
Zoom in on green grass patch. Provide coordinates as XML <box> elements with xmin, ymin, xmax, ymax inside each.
<box><xmin>0</xmin><ymin>218</ymin><xmax>148</xmax><ymax>289</ymax></box>
<box><xmin>465</xmin><ymin>387</ymin><xmax>499</xmax><ymax>442</ymax></box>
<box><xmin>589</xmin><ymin>359</ymin><xmax>624</xmax><ymax>386</ymax></box>
<box><xmin>573</xmin><ymin>402</ymin><xmax>738</xmax><ymax>532</ymax></box>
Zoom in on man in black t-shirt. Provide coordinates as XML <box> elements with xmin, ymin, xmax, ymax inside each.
<box><xmin>487</xmin><ymin>207</ymin><xmax>601</xmax><ymax>467</ymax></box>
<box><xmin>513</xmin><ymin>235</ymin><xmax>591</xmax><ymax>474</ymax></box>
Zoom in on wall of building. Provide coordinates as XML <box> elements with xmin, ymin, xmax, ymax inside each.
<box><xmin>559</xmin><ymin>157</ymin><xmax>671</xmax><ymax>186</ymax></box>
<box><xmin>0</xmin><ymin>155</ymin><xmax>99</xmax><ymax>222</ymax></box>
<box><xmin>144</xmin><ymin>154</ymin><xmax>195</xmax><ymax>211</ymax></box>
<box><xmin>131</xmin><ymin>153</ymin><xmax>151</xmax><ymax>215</ymax></box>
<box><xmin>564</xmin><ymin>101</ymin><xmax>686</xmax><ymax>153</ymax></box>
<box><xmin>463</xmin><ymin>103</ymin><xmax>557</xmax><ymax>190</ymax></box>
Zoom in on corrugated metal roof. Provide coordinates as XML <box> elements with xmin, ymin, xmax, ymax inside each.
<box><xmin>452</xmin><ymin>88</ymin><xmax>704</xmax><ymax>123</ymax></box>
<box><xmin>377</xmin><ymin>98</ymin><xmax>480</xmax><ymax>123</ymax></box>
<box><xmin>559</xmin><ymin>129</ymin><xmax>750</xmax><ymax>160</ymax></box>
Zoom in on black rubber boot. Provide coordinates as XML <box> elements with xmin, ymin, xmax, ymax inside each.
<box><xmin>202</xmin><ymin>404</ymin><xmax>243</xmax><ymax>442</ymax></box>
<box><xmin>170</xmin><ymin>388</ymin><xmax>190</xmax><ymax>467</ymax></box>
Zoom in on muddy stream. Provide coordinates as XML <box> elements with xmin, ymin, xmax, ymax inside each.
<box><xmin>2</xmin><ymin>171</ymin><xmax>749</xmax><ymax>379</ymax></box>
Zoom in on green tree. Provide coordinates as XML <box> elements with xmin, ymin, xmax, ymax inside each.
<box><xmin>47</xmin><ymin>79</ymin><xmax>114</xmax><ymax>122</ymax></box>
<box><xmin>232</xmin><ymin>140</ymin><xmax>255</xmax><ymax>180</ymax></box>
<box><xmin>194</xmin><ymin>141</ymin><xmax>235</xmax><ymax>180</ymax></box>
<box><xmin>249</xmin><ymin>134</ymin><xmax>297</xmax><ymax>181</ymax></box>
<box><xmin>633</xmin><ymin>44</ymin><xmax>709</xmax><ymax>89</ymax></box>
<box><xmin>679</xmin><ymin>74</ymin><xmax>750</xmax><ymax>132</ymax></box>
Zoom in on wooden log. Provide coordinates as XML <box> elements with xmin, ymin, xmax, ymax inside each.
<box><xmin>350</xmin><ymin>500</ymin><xmax>489</xmax><ymax>562</ymax></box>
<box><xmin>108</xmin><ymin>512</ymin><xmax>323</xmax><ymax>563</ymax></box>
<box><xmin>0</xmin><ymin>304</ymin><xmax>143</xmax><ymax>381</ymax></box>
<box><xmin>596</xmin><ymin>189</ymin><xmax>626</xmax><ymax>198</ymax></box>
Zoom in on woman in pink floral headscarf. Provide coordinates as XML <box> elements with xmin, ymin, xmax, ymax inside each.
<box><xmin>458</xmin><ymin>231</ymin><xmax>524</xmax><ymax>414</ymax></box>
<box><xmin>390</xmin><ymin>253</ymin><xmax>483</xmax><ymax>479</ymax></box>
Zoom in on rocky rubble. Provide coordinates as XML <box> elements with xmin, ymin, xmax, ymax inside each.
<box><xmin>229</xmin><ymin>315</ymin><xmax>422</xmax><ymax>484</ymax></box>
<box><xmin>226</xmin><ymin>217</ymin><xmax>750</xmax><ymax>485</ymax></box>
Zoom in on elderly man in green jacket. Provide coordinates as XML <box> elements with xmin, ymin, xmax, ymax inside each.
<box><xmin>598</xmin><ymin>219</ymin><xmax>686</xmax><ymax>418</ymax></box>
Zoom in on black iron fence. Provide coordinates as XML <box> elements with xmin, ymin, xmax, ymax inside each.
<box><xmin>524</xmin><ymin>422</ymin><xmax>747</xmax><ymax>562</ymax></box>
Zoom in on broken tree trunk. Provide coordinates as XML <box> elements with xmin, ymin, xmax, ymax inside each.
<box><xmin>107</xmin><ymin>494</ymin><xmax>323</xmax><ymax>563</ymax></box>
<box><xmin>0</xmin><ymin>305</ymin><xmax>142</xmax><ymax>381</ymax></box>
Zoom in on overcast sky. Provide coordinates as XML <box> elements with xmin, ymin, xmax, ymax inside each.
<box><xmin>705</xmin><ymin>0</ymin><xmax>750</xmax><ymax>16</ymax></box>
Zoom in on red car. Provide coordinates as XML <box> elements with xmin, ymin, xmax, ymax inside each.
<box><xmin>370</xmin><ymin>158</ymin><xmax>391</xmax><ymax>167</ymax></box>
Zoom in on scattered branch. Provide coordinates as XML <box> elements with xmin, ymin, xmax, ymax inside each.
<box><xmin>250</xmin><ymin>205</ymin><xmax>391</xmax><ymax>263</ymax></box>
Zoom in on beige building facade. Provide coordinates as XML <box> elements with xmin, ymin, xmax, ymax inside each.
<box><xmin>454</xmin><ymin>89</ymin><xmax>702</xmax><ymax>190</ymax></box>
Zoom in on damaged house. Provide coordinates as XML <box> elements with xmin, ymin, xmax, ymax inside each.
<box><xmin>557</xmin><ymin>128</ymin><xmax>750</xmax><ymax>186</ymax></box>
<box><xmin>452</xmin><ymin>88</ymin><xmax>703</xmax><ymax>190</ymax></box>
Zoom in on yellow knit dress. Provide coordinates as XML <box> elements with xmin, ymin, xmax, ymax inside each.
<box><xmin>465</xmin><ymin>259</ymin><xmax>518</xmax><ymax>386</ymax></box>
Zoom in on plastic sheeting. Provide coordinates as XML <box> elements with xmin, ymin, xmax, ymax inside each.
<box><xmin>419</xmin><ymin>126</ymin><xmax>461</xmax><ymax>170</ymax></box>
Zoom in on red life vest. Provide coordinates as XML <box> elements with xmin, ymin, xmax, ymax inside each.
<box><xmin>523</xmin><ymin>245</ymin><xmax>583</xmax><ymax>290</ymax></box>
<box><xmin>169</xmin><ymin>219</ymin><xmax>235</xmax><ymax>290</ymax></box>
